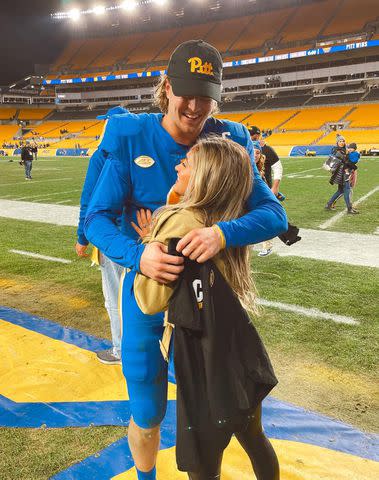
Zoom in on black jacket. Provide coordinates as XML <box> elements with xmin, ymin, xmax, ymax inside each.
<box><xmin>21</xmin><ymin>146</ymin><xmax>33</xmax><ymax>161</ymax></box>
<box><xmin>168</xmin><ymin>239</ymin><xmax>277</xmax><ymax>472</ymax></box>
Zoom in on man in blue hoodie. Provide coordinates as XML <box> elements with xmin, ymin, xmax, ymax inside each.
<box><xmin>84</xmin><ymin>40</ymin><xmax>287</xmax><ymax>480</ymax></box>
<box><xmin>76</xmin><ymin>106</ymin><xmax>128</xmax><ymax>364</ymax></box>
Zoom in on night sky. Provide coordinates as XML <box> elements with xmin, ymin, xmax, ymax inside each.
<box><xmin>0</xmin><ymin>1</ymin><xmax>79</xmax><ymax>86</ymax></box>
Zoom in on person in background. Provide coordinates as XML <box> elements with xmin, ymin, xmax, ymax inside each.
<box><xmin>325</xmin><ymin>136</ymin><xmax>359</xmax><ymax>214</ymax></box>
<box><xmin>346</xmin><ymin>142</ymin><xmax>360</xmax><ymax>213</ymax></box>
<box><xmin>250</xmin><ymin>128</ymin><xmax>284</xmax><ymax>256</ymax></box>
<box><xmin>20</xmin><ymin>141</ymin><xmax>34</xmax><ymax>180</ymax></box>
<box><xmin>76</xmin><ymin>106</ymin><xmax>128</xmax><ymax>365</ymax></box>
<box><xmin>31</xmin><ymin>142</ymin><xmax>38</xmax><ymax>161</ymax></box>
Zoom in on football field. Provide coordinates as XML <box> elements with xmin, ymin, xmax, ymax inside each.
<box><xmin>0</xmin><ymin>155</ymin><xmax>378</xmax><ymax>478</ymax></box>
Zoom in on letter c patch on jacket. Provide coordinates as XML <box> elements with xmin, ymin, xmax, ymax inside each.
<box><xmin>134</xmin><ymin>155</ymin><xmax>155</xmax><ymax>168</ymax></box>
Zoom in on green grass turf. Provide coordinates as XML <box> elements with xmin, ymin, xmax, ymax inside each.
<box><xmin>1</xmin><ymin>155</ymin><xmax>378</xmax><ymax>233</ymax></box>
<box><xmin>280</xmin><ymin>156</ymin><xmax>379</xmax><ymax>234</ymax></box>
<box><xmin>0</xmin><ymin>154</ymin><xmax>378</xmax><ymax>476</ymax></box>
<box><xmin>0</xmin><ymin>426</ymin><xmax>127</xmax><ymax>480</ymax></box>
<box><xmin>0</xmin><ymin>215</ymin><xmax>377</xmax><ymax>377</ymax></box>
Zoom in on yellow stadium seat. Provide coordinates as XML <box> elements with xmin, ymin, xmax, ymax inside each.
<box><xmin>345</xmin><ymin>104</ymin><xmax>379</xmax><ymax>128</ymax></box>
<box><xmin>284</xmin><ymin>106</ymin><xmax>352</xmax><ymax>130</ymax></box>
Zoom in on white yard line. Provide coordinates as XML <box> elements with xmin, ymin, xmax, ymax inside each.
<box><xmin>285</xmin><ymin>167</ymin><xmax>322</xmax><ymax>178</ymax></box>
<box><xmin>55</xmin><ymin>200</ymin><xmax>73</xmax><ymax>205</ymax></box>
<box><xmin>0</xmin><ymin>200</ymin><xmax>79</xmax><ymax>226</ymax></box>
<box><xmin>1</xmin><ymin>199</ymin><xmax>378</xmax><ymax>269</ymax></box>
<box><xmin>15</xmin><ymin>189</ymin><xmax>80</xmax><ymax>201</ymax></box>
<box><xmin>319</xmin><ymin>186</ymin><xmax>379</xmax><ymax>230</ymax></box>
<box><xmin>9</xmin><ymin>249</ymin><xmax>72</xmax><ymax>264</ymax></box>
<box><xmin>268</xmin><ymin>227</ymin><xmax>379</xmax><ymax>268</ymax></box>
<box><xmin>0</xmin><ymin>178</ymin><xmax>73</xmax><ymax>187</ymax></box>
<box><xmin>257</xmin><ymin>298</ymin><xmax>359</xmax><ymax>325</ymax></box>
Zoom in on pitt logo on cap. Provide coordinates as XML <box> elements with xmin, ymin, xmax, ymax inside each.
<box><xmin>188</xmin><ymin>57</ymin><xmax>214</xmax><ymax>76</ymax></box>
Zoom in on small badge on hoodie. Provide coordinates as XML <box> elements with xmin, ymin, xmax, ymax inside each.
<box><xmin>210</xmin><ymin>269</ymin><xmax>215</xmax><ymax>287</ymax></box>
<box><xmin>134</xmin><ymin>155</ymin><xmax>155</xmax><ymax>168</ymax></box>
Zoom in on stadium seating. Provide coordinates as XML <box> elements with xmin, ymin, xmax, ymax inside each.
<box><xmin>23</xmin><ymin>121</ymin><xmax>71</xmax><ymax>138</ymax></box>
<box><xmin>52</xmin><ymin>39</ymin><xmax>85</xmax><ymax>71</ymax></box>
<box><xmin>214</xmin><ymin>112</ymin><xmax>251</xmax><ymax>124</ymax></box>
<box><xmin>280</xmin><ymin>0</ymin><xmax>339</xmax><ymax>43</ymax></box>
<box><xmin>230</xmin><ymin>8</ymin><xmax>295</xmax><ymax>51</ymax></box>
<box><xmin>267</xmin><ymin>131</ymin><xmax>321</xmax><ymax>146</ymax></box>
<box><xmin>155</xmin><ymin>23</ymin><xmax>217</xmax><ymax>63</ymax></box>
<box><xmin>284</xmin><ymin>106</ymin><xmax>352</xmax><ymax>130</ymax></box>
<box><xmin>345</xmin><ymin>104</ymin><xmax>379</xmax><ymax>127</ymax></box>
<box><xmin>306</xmin><ymin>93</ymin><xmax>364</xmax><ymax>105</ymax></box>
<box><xmin>50</xmin><ymin>138</ymin><xmax>97</xmax><ymax>149</ymax></box>
<box><xmin>69</xmin><ymin>38</ymin><xmax>114</xmax><ymax>70</ymax></box>
<box><xmin>18</xmin><ymin>109</ymin><xmax>52</xmax><ymax>120</ymax></box>
<box><xmin>0</xmin><ymin>125</ymin><xmax>20</xmax><ymax>144</ymax></box>
<box><xmin>363</xmin><ymin>89</ymin><xmax>379</xmax><ymax>102</ymax></box>
<box><xmin>319</xmin><ymin>129</ymin><xmax>379</xmax><ymax>146</ymax></box>
<box><xmin>0</xmin><ymin>108</ymin><xmax>17</xmax><ymax>120</ymax></box>
<box><xmin>322</xmin><ymin>0</ymin><xmax>377</xmax><ymax>36</ymax></box>
<box><xmin>90</xmin><ymin>33</ymin><xmax>146</xmax><ymax>69</ymax></box>
<box><xmin>243</xmin><ymin>109</ymin><xmax>298</xmax><ymax>130</ymax></box>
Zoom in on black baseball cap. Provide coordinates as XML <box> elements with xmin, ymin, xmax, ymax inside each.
<box><xmin>348</xmin><ymin>142</ymin><xmax>357</xmax><ymax>150</ymax></box>
<box><xmin>167</xmin><ymin>40</ymin><xmax>223</xmax><ymax>102</ymax></box>
<box><xmin>249</xmin><ymin>126</ymin><xmax>261</xmax><ymax>136</ymax></box>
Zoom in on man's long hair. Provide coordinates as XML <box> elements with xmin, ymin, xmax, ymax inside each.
<box><xmin>153</xmin><ymin>74</ymin><xmax>219</xmax><ymax>115</ymax></box>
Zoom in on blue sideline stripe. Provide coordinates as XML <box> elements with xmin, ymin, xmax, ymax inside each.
<box><xmin>51</xmin><ymin>402</ymin><xmax>177</xmax><ymax>480</ymax></box>
<box><xmin>0</xmin><ymin>395</ymin><xmax>130</xmax><ymax>428</ymax></box>
<box><xmin>52</xmin><ymin>398</ymin><xmax>379</xmax><ymax>480</ymax></box>
<box><xmin>2</xmin><ymin>306</ymin><xmax>378</xmax><ymax>464</ymax></box>
<box><xmin>0</xmin><ymin>306</ymin><xmax>111</xmax><ymax>352</ymax></box>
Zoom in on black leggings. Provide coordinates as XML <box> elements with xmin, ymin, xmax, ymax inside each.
<box><xmin>187</xmin><ymin>404</ymin><xmax>279</xmax><ymax>480</ymax></box>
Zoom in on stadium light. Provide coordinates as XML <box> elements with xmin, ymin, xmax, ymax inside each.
<box><xmin>93</xmin><ymin>5</ymin><xmax>106</xmax><ymax>15</ymax></box>
<box><xmin>69</xmin><ymin>8</ymin><xmax>81</xmax><ymax>21</ymax></box>
<box><xmin>121</xmin><ymin>0</ymin><xmax>137</xmax><ymax>12</ymax></box>
<box><xmin>154</xmin><ymin>0</ymin><xmax>168</xmax><ymax>6</ymax></box>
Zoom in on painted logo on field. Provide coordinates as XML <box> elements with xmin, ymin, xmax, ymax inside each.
<box><xmin>134</xmin><ymin>156</ymin><xmax>155</xmax><ymax>168</ymax></box>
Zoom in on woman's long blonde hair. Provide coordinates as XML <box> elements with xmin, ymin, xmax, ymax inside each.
<box><xmin>154</xmin><ymin>136</ymin><xmax>258</xmax><ymax>314</ymax></box>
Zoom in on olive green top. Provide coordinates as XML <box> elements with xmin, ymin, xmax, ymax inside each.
<box><xmin>134</xmin><ymin>208</ymin><xmax>225</xmax><ymax>315</ymax></box>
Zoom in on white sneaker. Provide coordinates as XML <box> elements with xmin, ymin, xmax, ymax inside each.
<box><xmin>258</xmin><ymin>248</ymin><xmax>273</xmax><ymax>257</ymax></box>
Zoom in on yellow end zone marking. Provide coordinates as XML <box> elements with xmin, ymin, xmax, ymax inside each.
<box><xmin>0</xmin><ymin>319</ymin><xmax>176</xmax><ymax>403</ymax></box>
<box><xmin>113</xmin><ymin>438</ymin><xmax>379</xmax><ymax>480</ymax></box>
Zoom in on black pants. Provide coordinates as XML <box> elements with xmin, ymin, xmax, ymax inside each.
<box><xmin>187</xmin><ymin>404</ymin><xmax>279</xmax><ymax>480</ymax></box>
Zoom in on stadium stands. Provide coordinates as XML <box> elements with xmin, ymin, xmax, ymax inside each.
<box><xmin>280</xmin><ymin>0</ymin><xmax>339</xmax><ymax>43</ymax></box>
<box><xmin>267</xmin><ymin>131</ymin><xmax>321</xmax><ymax>146</ymax></box>
<box><xmin>346</xmin><ymin>104</ymin><xmax>379</xmax><ymax>127</ymax></box>
<box><xmin>46</xmin><ymin>0</ymin><xmax>378</xmax><ymax>89</ymax></box>
<box><xmin>243</xmin><ymin>109</ymin><xmax>299</xmax><ymax>130</ymax></box>
<box><xmin>284</xmin><ymin>106</ymin><xmax>352</xmax><ymax>130</ymax></box>
<box><xmin>1</xmin><ymin>1</ymin><xmax>378</xmax><ymax>156</ymax></box>
<box><xmin>0</xmin><ymin>125</ymin><xmax>20</xmax><ymax>144</ymax></box>
<box><xmin>154</xmin><ymin>24</ymin><xmax>214</xmax><ymax>63</ymax></box>
<box><xmin>214</xmin><ymin>112</ymin><xmax>251</xmax><ymax>124</ymax></box>
<box><xmin>18</xmin><ymin>109</ymin><xmax>52</xmax><ymax>120</ymax></box>
<box><xmin>306</xmin><ymin>93</ymin><xmax>364</xmax><ymax>105</ymax></box>
<box><xmin>319</xmin><ymin>129</ymin><xmax>379</xmax><ymax>145</ymax></box>
<box><xmin>321</xmin><ymin>0</ymin><xmax>377</xmax><ymax>36</ymax></box>
<box><xmin>0</xmin><ymin>108</ymin><xmax>17</xmax><ymax>120</ymax></box>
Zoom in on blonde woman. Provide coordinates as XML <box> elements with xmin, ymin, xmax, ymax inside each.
<box><xmin>132</xmin><ymin>137</ymin><xmax>279</xmax><ymax>480</ymax></box>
